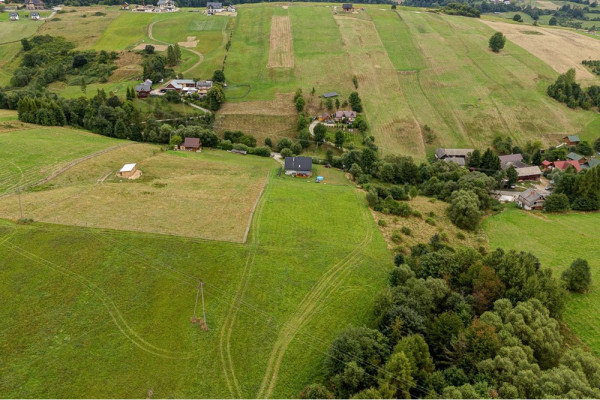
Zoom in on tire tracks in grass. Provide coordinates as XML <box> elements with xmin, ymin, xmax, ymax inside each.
<box><xmin>256</xmin><ymin>192</ymin><xmax>374</xmax><ymax>399</ymax></box>
<box><xmin>147</xmin><ymin>21</ymin><xmax>204</xmax><ymax>76</ymax></box>
<box><xmin>1</xmin><ymin>240</ymin><xmax>199</xmax><ymax>359</ymax></box>
<box><xmin>218</xmin><ymin>172</ymin><xmax>273</xmax><ymax>398</ymax></box>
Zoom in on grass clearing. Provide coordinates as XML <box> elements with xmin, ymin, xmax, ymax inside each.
<box><xmin>0</xmin><ymin>127</ymin><xmax>123</xmax><ymax>194</ymax></box>
<box><xmin>0</xmin><ymin>148</ymin><xmax>275</xmax><ymax>243</ymax></box>
<box><xmin>483</xmin><ymin>206</ymin><xmax>600</xmax><ymax>355</ymax></box>
<box><xmin>267</xmin><ymin>15</ymin><xmax>294</xmax><ymax>68</ymax></box>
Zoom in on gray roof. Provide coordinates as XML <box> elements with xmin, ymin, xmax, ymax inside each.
<box><xmin>565</xmin><ymin>135</ymin><xmax>581</xmax><ymax>142</ymax></box>
<box><xmin>284</xmin><ymin>156</ymin><xmax>312</xmax><ymax>172</ymax></box>
<box><xmin>343</xmin><ymin>3</ymin><xmax>353</xmax><ymax>8</ymax></box>
<box><xmin>499</xmin><ymin>153</ymin><xmax>523</xmax><ymax>169</ymax></box>
<box><xmin>135</xmin><ymin>79</ymin><xmax>152</xmax><ymax>92</ymax></box>
<box><xmin>515</xmin><ymin>166</ymin><xmax>541</xmax><ymax>178</ymax></box>
<box><xmin>587</xmin><ymin>158</ymin><xmax>600</xmax><ymax>168</ymax></box>
<box><xmin>567</xmin><ymin>152</ymin><xmax>584</xmax><ymax>161</ymax></box>
<box><xmin>323</xmin><ymin>92</ymin><xmax>338</xmax><ymax>98</ymax></box>
<box><xmin>31</xmin><ymin>11</ymin><xmax>40</xmax><ymax>16</ymax></box>
<box><xmin>444</xmin><ymin>157</ymin><xmax>466</xmax><ymax>166</ymax></box>
<box><xmin>519</xmin><ymin>188</ymin><xmax>545</xmax><ymax>205</ymax></box>
<box><xmin>207</xmin><ymin>2</ymin><xmax>222</xmax><ymax>8</ymax></box>
<box><xmin>196</xmin><ymin>80</ymin><xmax>213</xmax><ymax>88</ymax></box>
<box><xmin>435</xmin><ymin>148</ymin><xmax>474</xmax><ymax>159</ymax></box>
<box><xmin>335</xmin><ymin>110</ymin><xmax>356</xmax><ymax>119</ymax></box>
<box><xmin>10</xmin><ymin>12</ymin><xmax>18</xmax><ymax>16</ymax></box>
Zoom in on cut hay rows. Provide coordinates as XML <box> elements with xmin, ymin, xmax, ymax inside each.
<box><xmin>267</xmin><ymin>16</ymin><xmax>294</xmax><ymax>69</ymax></box>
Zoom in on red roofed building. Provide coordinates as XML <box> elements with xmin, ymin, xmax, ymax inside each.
<box><xmin>180</xmin><ymin>137</ymin><xmax>201</xmax><ymax>152</ymax></box>
<box><xmin>552</xmin><ymin>160</ymin><xmax>581</xmax><ymax>172</ymax></box>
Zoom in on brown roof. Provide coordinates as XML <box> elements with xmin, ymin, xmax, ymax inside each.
<box><xmin>182</xmin><ymin>137</ymin><xmax>201</xmax><ymax>148</ymax></box>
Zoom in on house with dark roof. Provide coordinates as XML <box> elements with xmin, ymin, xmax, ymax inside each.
<box><xmin>342</xmin><ymin>3</ymin><xmax>354</xmax><ymax>11</ymax></box>
<box><xmin>196</xmin><ymin>80</ymin><xmax>213</xmax><ymax>96</ymax></box>
<box><xmin>564</xmin><ymin>135</ymin><xmax>581</xmax><ymax>146</ymax></box>
<box><xmin>583</xmin><ymin>158</ymin><xmax>600</xmax><ymax>169</ymax></box>
<box><xmin>25</xmin><ymin>0</ymin><xmax>44</xmax><ymax>10</ymax></box>
<box><xmin>165</xmin><ymin>79</ymin><xmax>196</xmax><ymax>92</ymax></box>
<box><xmin>517</xmin><ymin>189</ymin><xmax>546</xmax><ymax>210</ymax></box>
<box><xmin>323</xmin><ymin>92</ymin><xmax>338</xmax><ymax>98</ymax></box>
<box><xmin>334</xmin><ymin>110</ymin><xmax>357</xmax><ymax>123</ymax></box>
<box><xmin>10</xmin><ymin>12</ymin><xmax>19</xmax><ymax>20</ymax></box>
<box><xmin>284</xmin><ymin>156</ymin><xmax>313</xmax><ymax>177</ymax></box>
<box><xmin>566</xmin><ymin>152</ymin><xmax>586</xmax><ymax>164</ymax></box>
<box><xmin>206</xmin><ymin>1</ymin><xmax>223</xmax><ymax>14</ymax></box>
<box><xmin>180</xmin><ymin>137</ymin><xmax>201</xmax><ymax>152</ymax></box>
<box><xmin>30</xmin><ymin>11</ymin><xmax>40</xmax><ymax>19</ymax></box>
<box><xmin>434</xmin><ymin>148</ymin><xmax>474</xmax><ymax>163</ymax></box>
<box><xmin>135</xmin><ymin>79</ymin><xmax>152</xmax><ymax>98</ymax></box>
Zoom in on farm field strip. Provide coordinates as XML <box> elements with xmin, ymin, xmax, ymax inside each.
<box><xmin>335</xmin><ymin>15</ymin><xmax>424</xmax><ymax>156</ymax></box>
<box><xmin>267</xmin><ymin>15</ymin><xmax>294</xmax><ymax>68</ymax></box>
<box><xmin>483</xmin><ymin>206</ymin><xmax>600</xmax><ymax>355</ymax></box>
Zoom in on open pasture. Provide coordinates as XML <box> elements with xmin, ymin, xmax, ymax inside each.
<box><xmin>483</xmin><ymin>206</ymin><xmax>600</xmax><ymax>355</ymax></box>
<box><xmin>0</xmin><ymin>126</ymin><xmax>123</xmax><ymax>195</ymax></box>
<box><xmin>0</xmin><ymin>163</ymin><xmax>392</xmax><ymax>398</ymax></box>
<box><xmin>0</xmin><ymin>147</ymin><xmax>275</xmax><ymax>243</ymax></box>
<box><xmin>481</xmin><ymin>19</ymin><xmax>600</xmax><ymax>81</ymax></box>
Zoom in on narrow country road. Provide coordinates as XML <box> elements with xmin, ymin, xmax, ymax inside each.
<box><xmin>308</xmin><ymin>120</ymin><xmax>346</xmax><ymax>151</ymax></box>
<box><xmin>147</xmin><ymin>21</ymin><xmax>204</xmax><ymax>76</ymax></box>
<box><xmin>185</xmin><ymin>101</ymin><xmax>211</xmax><ymax>114</ymax></box>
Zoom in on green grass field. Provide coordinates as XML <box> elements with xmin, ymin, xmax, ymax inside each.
<box><xmin>0</xmin><ymin>127</ymin><xmax>123</xmax><ymax>194</ymax></box>
<box><xmin>0</xmin><ymin>146</ymin><xmax>392</xmax><ymax>397</ymax></box>
<box><xmin>483</xmin><ymin>206</ymin><xmax>600</xmax><ymax>355</ymax></box>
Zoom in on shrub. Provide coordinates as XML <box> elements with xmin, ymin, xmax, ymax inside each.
<box><xmin>544</xmin><ymin>193</ymin><xmax>570</xmax><ymax>213</ymax></box>
<box><xmin>250</xmin><ymin>146</ymin><xmax>271</xmax><ymax>157</ymax></box>
<box><xmin>489</xmin><ymin>32</ymin><xmax>506</xmax><ymax>53</ymax></box>
<box><xmin>401</xmin><ymin>226</ymin><xmax>411</xmax><ymax>236</ymax></box>
<box><xmin>378</xmin><ymin>219</ymin><xmax>387</xmax><ymax>227</ymax></box>
<box><xmin>220</xmin><ymin>139</ymin><xmax>233</xmax><ymax>150</ymax></box>
<box><xmin>456</xmin><ymin>232</ymin><xmax>466</xmax><ymax>240</ymax></box>
<box><xmin>390</xmin><ymin>185</ymin><xmax>408</xmax><ymax>201</ymax></box>
<box><xmin>233</xmin><ymin>143</ymin><xmax>249</xmax><ymax>152</ymax></box>
<box><xmin>394</xmin><ymin>253</ymin><xmax>405</xmax><ymax>266</ymax></box>
<box><xmin>280</xmin><ymin>148</ymin><xmax>293</xmax><ymax>158</ymax></box>
<box><xmin>562</xmin><ymin>258</ymin><xmax>592</xmax><ymax>293</ymax></box>
<box><xmin>357</xmin><ymin>174</ymin><xmax>370</xmax><ymax>185</ymax></box>
<box><xmin>425</xmin><ymin>217</ymin><xmax>436</xmax><ymax>226</ymax></box>
<box><xmin>391</xmin><ymin>231</ymin><xmax>403</xmax><ymax>243</ymax></box>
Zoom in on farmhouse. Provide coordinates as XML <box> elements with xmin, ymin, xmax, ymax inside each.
<box><xmin>499</xmin><ymin>153</ymin><xmax>526</xmax><ymax>170</ymax></box>
<box><xmin>156</xmin><ymin>0</ymin><xmax>175</xmax><ymax>11</ymax></box>
<box><xmin>564</xmin><ymin>135</ymin><xmax>581</xmax><ymax>146</ymax></box>
<box><xmin>517</xmin><ymin>189</ymin><xmax>546</xmax><ymax>210</ymax></box>
<box><xmin>515</xmin><ymin>165</ymin><xmax>542</xmax><ymax>181</ymax></box>
<box><xmin>434</xmin><ymin>148</ymin><xmax>473</xmax><ymax>165</ymax></box>
<box><xmin>180</xmin><ymin>137</ymin><xmax>201</xmax><ymax>152</ymax></box>
<box><xmin>206</xmin><ymin>1</ymin><xmax>223</xmax><ymax>14</ymax></box>
<box><xmin>334</xmin><ymin>110</ymin><xmax>357</xmax><ymax>123</ymax></box>
<box><xmin>135</xmin><ymin>79</ymin><xmax>152</xmax><ymax>98</ymax></box>
<box><xmin>30</xmin><ymin>11</ymin><xmax>40</xmax><ymax>19</ymax></box>
<box><xmin>284</xmin><ymin>156</ymin><xmax>313</xmax><ymax>177</ymax></box>
<box><xmin>323</xmin><ymin>92</ymin><xmax>339</xmax><ymax>98</ymax></box>
<box><xmin>566</xmin><ymin>152</ymin><xmax>586</xmax><ymax>164</ymax></box>
<box><xmin>10</xmin><ymin>12</ymin><xmax>19</xmax><ymax>20</ymax></box>
<box><xmin>165</xmin><ymin>79</ymin><xmax>196</xmax><ymax>92</ymax></box>
<box><xmin>318</xmin><ymin>113</ymin><xmax>331</xmax><ymax>122</ymax></box>
<box><xmin>196</xmin><ymin>80</ymin><xmax>213</xmax><ymax>96</ymax></box>
<box><xmin>342</xmin><ymin>3</ymin><xmax>354</xmax><ymax>11</ymax></box>
<box><xmin>552</xmin><ymin>160</ymin><xmax>582</xmax><ymax>172</ymax></box>
<box><xmin>118</xmin><ymin>163</ymin><xmax>138</xmax><ymax>178</ymax></box>
<box><xmin>226</xmin><ymin>5</ymin><xmax>235</xmax><ymax>12</ymax></box>
<box><xmin>25</xmin><ymin>0</ymin><xmax>44</xmax><ymax>10</ymax></box>
<box><xmin>121</xmin><ymin>2</ymin><xmax>130</xmax><ymax>9</ymax></box>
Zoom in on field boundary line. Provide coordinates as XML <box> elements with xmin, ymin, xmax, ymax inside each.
<box><xmin>242</xmin><ymin>170</ymin><xmax>270</xmax><ymax>244</ymax></box>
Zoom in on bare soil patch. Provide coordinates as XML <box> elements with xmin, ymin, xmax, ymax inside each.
<box><xmin>267</xmin><ymin>16</ymin><xmax>294</xmax><ymax>68</ymax></box>
<box><xmin>480</xmin><ymin>20</ymin><xmax>600</xmax><ymax>81</ymax></box>
<box><xmin>134</xmin><ymin>43</ymin><xmax>168</xmax><ymax>51</ymax></box>
<box><xmin>178</xmin><ymin>36</ymin><xmax>199</xmax><ymax>48</ymax></box>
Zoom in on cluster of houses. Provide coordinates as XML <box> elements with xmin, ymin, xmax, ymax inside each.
<box><xmin>317</xmin><ymin>110</ymin><xmax>357</xmax><ymax>124</ymax></box>
<box><xmin>131</xmin><ymin>0</ymin><xmax>177</xmax><ymax>13</ymax></box>
<box><xmin>134</xmin><ymin>79</ymin><xmax>214</xmax><ymax>98</ymax></box>
<box><xmin>9</xmin><ymin>0</ymin><xmax>44</xmax><ymax>19</ymax></box>
<box><xmin>9</xmin><ymin>11</ymin><xmax>41</xmax><ymax>20</ymax></box>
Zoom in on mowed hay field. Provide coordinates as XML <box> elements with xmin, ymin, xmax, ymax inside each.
<box><xmin>267</xmin><ymin>16</ymin><xmax>294</xmax><ymax>68</ymax></box>
<box><xmin>483</xmin><ymin>206</ymin><xmax>600</xmax><ymax>355</ymax></box>
<box><xmin>0</xmin><ymin>146</ymin><xmax>275</xmax><ymax>243</ymax></box>
<box><xmin>0</xmin><ymin>168</ymin><xmax>392</xmax><ymax>397</ymax></box>
<box><xmin>481</xmin><ymin>19</ymin><xmax>600</xmax><ymax>81</ymax></box>
<box><xmin>0</xmin><ymin>126</ymin><xmax>124</xmax><ymax>194</ymax></box>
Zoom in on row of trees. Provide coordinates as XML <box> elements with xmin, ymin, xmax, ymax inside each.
<box><xmin>547</xmin><ymin>68</ymin><xmax>600</xmax><ymax>110</ymax></box>
<box><xmin>301</xmin><ymin>239</ymin><xmax>598</xmax><ymax>399</ymax></box>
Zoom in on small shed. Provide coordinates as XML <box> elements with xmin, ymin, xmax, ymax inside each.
<box><xmin>10</xmin><ymin>12</ymin><xmax>19</xmax><ymax>21</ymax></box>
<box><xmin>564</xmin><ymin>135</ymin><xmax>581</xmax><ymax>146</ymax></box>
<box><xmin>30</xmin><ymin>12</ymin><xmax>40</xmax><ymax>20</ymax></box>
<box><xmin>118</xmin><ymin>163</ymin><xmax>138</xmax><ymax>178</ymax></box>
<box><xmin>323</xmin><ymin>92</ymin><xmax>339</xmax><ymax>98</ymax></box>
<box><xmin>342</xmin><ymin>3</ymin><xmax>354</xmax><ymax>11</ymax></box>
<box><xmin>181</xmin><ymin>137</ymin><xmax>201</xmax><ymax>152</ymax></box>
<box><xmin>284</xmin><ymin>156</ymin><xmax>313</xmax><ymax>177</ymax></box>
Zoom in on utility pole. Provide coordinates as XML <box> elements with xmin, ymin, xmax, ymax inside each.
<box><xmin>191</xmin><ymin>280</ymin><xmax>208</xmax><ymax>331</ymax></box>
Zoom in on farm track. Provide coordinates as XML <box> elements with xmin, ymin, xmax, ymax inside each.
<box><xmin>256</xmin><ymin>192</ymin><xmax>373</xmax><ymax>398</ymax></box>
<box><xmin>0</xmin><ymin>240</ymin><xmax>199</xmax><ymax>359</ymax></box>
<box><xmin>218</xmin><ymin>173</ymin><xmax>273</xmax><ymax>398</ymax></box>
<box><xmin>147</xmin><ymin>21</ymin><xmax>204</xmax><ymax>76</ymax></box>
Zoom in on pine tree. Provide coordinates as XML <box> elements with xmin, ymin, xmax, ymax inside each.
<box><xmin>173</xmin><ymin>43</ymin><xmax>182</xmax><ymax>63</ymax></box>
<box><xmin>167</xmin><ymin>45</ymin><xmax>176</xmax><ymax>66</ymax></box>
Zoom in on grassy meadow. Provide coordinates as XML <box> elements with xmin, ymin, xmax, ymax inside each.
<box><xmin>0</xmin><ymin>127</ymin><xmax>123</xmax><ymax>194</ymax></box>
<box><xmin>0</xmin><ymin>136</ymin><xmax>393</xmax><ymax>397</ymax></box>
<box><xmin>483</xmin><ymin>206</ymin><xmax>600</xmax><ymax>355</ymax></box>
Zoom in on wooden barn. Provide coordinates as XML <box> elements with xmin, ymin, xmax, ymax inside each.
<box><xmin>181</xmin><ymin>137</ymin><xmax>201</xmax><ymax>152</ymax></box>
<box><xmin>118</xmin><ymin>163</ymin><xmax>138</xmax><ymax>178</ymax></box>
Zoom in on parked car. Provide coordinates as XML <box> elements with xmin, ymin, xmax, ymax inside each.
<box><xmin>160</xmin><ymin>89</ymin><xmax>167</xmax><ymax>93</ymax></box>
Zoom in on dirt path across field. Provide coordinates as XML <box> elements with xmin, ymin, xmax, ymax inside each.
<box><xmin>480</xmin><ymin>20</ymin><xmax>600</xmax><ymax>81</ymax></box>
<box><xmin>147</xmin><ymin>21</ymin><xmax>204</xmax><ymax>75</ymax></box>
